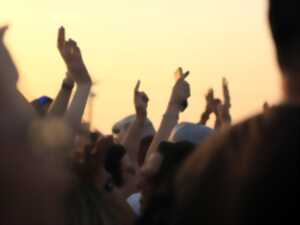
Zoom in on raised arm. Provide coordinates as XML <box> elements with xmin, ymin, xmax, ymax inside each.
<box><xmin>199</xmin><ymin>89</ymin><xmax>214</xmax><ymax>125</ymax></box>
<box><xmin>145</xmin><ymin>67</ymin><xmax>190</xmax><ymax>161</ymax></box>
<box><xmin>213</xmin><ymin>78</ymin><xmax>232</xmax><ymax>129</ymax></box>
<box><xmin>56</xmin><ymin>27</ymin><xmax>92</xmax><ymax>131</ymax></box>
<box><xmin>121</xmin><ymin>80</ymin><xmax>149</xmax><ymax>166</ymax></box>
<box><xmin>221</xmin><ymin>77</ymin><xmax>232</xmax><ymax>123</ymax></box>
<box><xmin>48</xmin><ymin>28</ymin><xmax>75</xmax><ymax>116</ymax></box>
<box><xmin>48</xmin><ymin>74</ymin><xmax>74</xmax><ymax>116</ymax></box>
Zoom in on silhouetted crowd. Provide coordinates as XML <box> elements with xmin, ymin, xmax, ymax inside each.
<box><xmin>0</xmin><ymin>1</ymin><xmax>299</xmax><ymax>224</ymax></box>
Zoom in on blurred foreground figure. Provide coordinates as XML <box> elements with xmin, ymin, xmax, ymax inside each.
<box><xmin>174</xmin><ymin>1</ymin><xmax>300</xmax><ymax>225</ymax></box>
<box><xmin>0</xmin><ymin>26</ymin><xmax>71</xmax><ymax>225</ymax></box>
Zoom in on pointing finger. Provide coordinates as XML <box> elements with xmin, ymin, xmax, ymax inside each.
<box><xmin>57</xmin><ymin>26</ymin><xmax>65</xmax><ymax>49</ymax></box>
<box><xmin>135</xmin><ymin>80</ymin><xmax>141</xmax><ymax>93</ymax></box>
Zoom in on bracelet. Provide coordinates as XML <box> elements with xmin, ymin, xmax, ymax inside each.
<box><xmin>62</xmin><ymin>79</ymin><xmax>74</xmax><ymax>90</ymax></box>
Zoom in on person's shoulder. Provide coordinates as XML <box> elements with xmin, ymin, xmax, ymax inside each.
<box><xmin>175</xmin><ymin>110</ymin><xmax>270</xmax><ymax>193</ymax></box>
<box><xmin>183</xmin><ymin>112</ymin><xmax>263</xmax><ymax>167</ymax></box>
<box><xmin>176</xmin><ymin>104</ymin><xmax>300</xmax><ymax>189</ymax></box>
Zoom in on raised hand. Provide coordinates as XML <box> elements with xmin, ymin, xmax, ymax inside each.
<box><xmin>199</xmin><ymin>89</ymin><xmax>215</xmax><ymax>125</ymax></box>
<box><xmin>222</xmin><ymin>77</ymin><xmax>231</xmax><ymax>109</ymax></box>
<box><xmin>169</xmin><ymin>67</ymin><xmax>191</xmax><ymax>112</ymax></box>
<box><xmin>57</xmin><ymin>27</ymin><xmax>91</xmax><ymax>85</ymax></box>
<box><xmin>205</xmin><ymin>88</ymin><xmax>216</xmax><ymax>113</ymax></box>
<box><xmin>134</xmin><ymin>80</ymin><xmax>149</xmax><ymax>119</ymax></box>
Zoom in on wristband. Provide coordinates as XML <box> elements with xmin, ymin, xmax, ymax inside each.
<box><xmin>62</xmin><ymin>79</ymin><xmax>74</xmax><ymax>90</ymax></box>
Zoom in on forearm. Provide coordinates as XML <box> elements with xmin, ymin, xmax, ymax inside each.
<box><xmin>121</xmin><ymin>117</ymin><xmax>145</xmax><ymax>165</ymax></box>
<box><xmin>66</xmin><ymin>83</ymin><xmax>91</xmax><ymax>131</ymax></box>
<box><xmin>214</xmin><ymin>109</ymin><xmax>231</xmax><ymax>130</ymax></box>
<box><xmin>146</xmin><ymin>104</ymin><xmax>179</xmax><ymax>160</ymax></box>
<box><xmin>214</xmin><ymin>116</ymin><xmax>222</xmax><ymax>130</ymax></box>
<box><xmin>199</xmin><ymin>110</ymin><xmax>211</xmax><ymax>125</ymax></box>
<box><xmin>223</xmin><ymin>108</ymin><xmax>232</xmax><ymax>124</ymax></box>
<box><xmin>48</xmin><ymin>78</ymin><xmax>74</xmax><ymax>116</ymax></box>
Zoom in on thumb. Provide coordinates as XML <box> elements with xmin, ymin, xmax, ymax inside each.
<box><xmin>181</xmin><ymin>71</ymin><xmax>190</xmax><ymax>80</ymax></box>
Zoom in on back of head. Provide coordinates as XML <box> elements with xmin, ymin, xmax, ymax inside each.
<box><xmin>173</xmin><ymin>106</ymin><xmax>300</xmax><ymax>225</ymax></box>
<box><xmin>138</xmin><ymin>141</ymin><xmax>196</xmax><ymax>225</ymax></box>
<box><xmin>169</xmin><ymin>122</ymin><xmax>214</xmax><ymax>145</ymax></box>
<box><xmin>112</xmin><ymin>115</ymin><xmax>155</xmax><ymax>167</ymax></box>
<box><xmin>112</xmin><ymin>115</ymin><xmax>155</xmax><ymax>143</ymax></box>
<box><xmin>269</xmin><ymin>0</ymin><xmax>300</xmax><ymax>76</ymax></box>
<box><xmin>156</xmin><ymin>141</ymin><xmax>196</xmax><ymax>185</ymax></box>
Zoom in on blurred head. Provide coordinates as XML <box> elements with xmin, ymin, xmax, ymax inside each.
<box><xmin>269</xmin><ymin>0</ymin><xmax>300</xmax><ymax>100</ymax></box>
<box><xmin>112</xmin><ymin>115</ymin><xmax>155</xmax><ymax>167</ymax></box>
<box><xmin>140</xmin><ymin>141</ymin><xmax>196</xmax><ymax>211</ymax></box>
<box><xmin>74</xmin><ymin>136</ymin><xmax>107</xmax><ymax>187</ymax></box>
<box><xmin>31</xmin><ymin>96</ymin><xmax>53</xmax><ymax>117</ymax></box>
<box><xmin>112</xmin><ymin>115</ymin><xmax>155</xmax><ymax>143</ymax></box>
<box><xmin>269</xmin><ymin>0</ymin><xmax>300</xmax><ymax>76</ymax></box>
<box><xmin>169</xmin><ymin>122</ymin><xmax>214</xmax><ymax>145</ymax></box>
<box><xmin>77</xmin><ymin>135</ymin><xmax>135</xmax><ymax>192</ymax></box>
<box><xmin>104</xmin><ymin>143</ymin><xmax>127</xmax><ymax>187</ymax></box>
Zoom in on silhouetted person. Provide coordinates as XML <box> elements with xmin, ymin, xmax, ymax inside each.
<box><xmin>173</xmin><ymin>1</ymin><xmax>300</xmax><ymax>225</ymax></box>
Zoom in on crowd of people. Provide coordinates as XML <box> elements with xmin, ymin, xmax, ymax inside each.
<box><xmin>0</xmin><ymin>1</ymin><xmax>299</xmax><ymax>224</ymax></box>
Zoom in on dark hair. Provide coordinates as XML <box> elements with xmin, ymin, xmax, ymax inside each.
<box><xmin>74</xmin><ymin>137</ymin><xmax>126</xmax><ymax>188</ymax></box>
<box><xmin>104</xmin><ymin>144</ymin><xmax>126</xmax><ymax>187</ymax></box>
<box><xmin>154</xmin><ymin>141</ymin><xmax>196</xmax><ymax>186</ymax></box>
<box><xmin>269</xmin><ymin>0</ymin><xmax>300</xmax><ymax>75</ymax></box>
<box><xmin>138</xmin><ymin>135</ymin><xmax>154</xmax><ymax>167</ymax></box>
<box><xmin>138</xmin><ymin>141</ymin><xmax>195</xmax><ymax>225</ymax></box>
<box><xmin>83</xmin><ymin>131</ymin><xmax>103</xmax><ymax>156</ymax></box>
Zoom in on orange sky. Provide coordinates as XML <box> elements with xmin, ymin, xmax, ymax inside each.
<box><xmin>1</xmin><ymin>0</ymin><xmax>282</xmax><ymax>133</ymax></box>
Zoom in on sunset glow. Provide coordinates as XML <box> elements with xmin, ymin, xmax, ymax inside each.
<box><xmin>1</xmin><ymin>0</ymin><xmax>281</xmax><ymax>132</ymax></box>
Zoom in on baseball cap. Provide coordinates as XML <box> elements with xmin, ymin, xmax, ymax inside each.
<box><xmin>169</xmin><ymin>122</ymin><xmax>214</xmax><ymax>144</ymax></box>
<box><xmin>112</xmin><ymin>115</ymin><xmax>155</xmax><ymax>141</ymax></box>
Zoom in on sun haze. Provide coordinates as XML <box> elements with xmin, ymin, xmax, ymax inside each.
<box><xmin>1</xmin><ymin>0</ymin><xmax>281</xmax><ymax>133</ymax></box>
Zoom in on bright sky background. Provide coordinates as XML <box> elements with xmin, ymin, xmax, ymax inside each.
<box><xmin>1</xmin><ymin>0</ymin><xmax>282</xmax><ymax>133</ymax></box>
